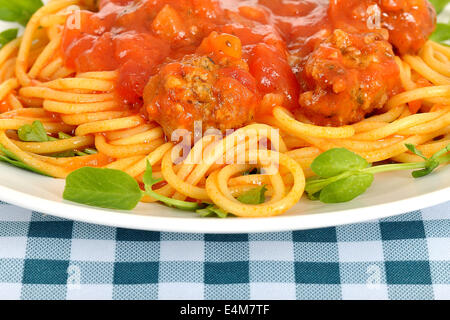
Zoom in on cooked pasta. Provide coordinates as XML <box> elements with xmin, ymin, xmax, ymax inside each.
<box><xmin>0</xmin><ymin>0</ymin><xmax>448</xmax><ymax>217</ymax></box>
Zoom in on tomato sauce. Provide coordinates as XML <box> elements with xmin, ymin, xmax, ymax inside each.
<box><xmin>61</xmin><ymin>0</ymin><xmax>436</xmax><ymax>128</ymax></box>
<box><xmin>0</xmin><ymin>101</ymin><xmax>11</xmax><ymax>114</ymax></box>
<box><xmin>329</xmin><ymin>0</ymin><xmax>436</xmax><ymax>55</ymax></box>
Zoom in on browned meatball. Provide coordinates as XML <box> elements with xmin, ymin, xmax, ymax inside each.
<box><xmin>297</xmin><ymin>29</ymin><xmax>402</xmax><ymax>126</ymax></box>
<box><xmin>144</xmin><ymin>53</ymin><xmax>259</xmax><ymax>139</ymax></box>
<box><xmin>329</xmin><ymin>0</ymin><xmax>436</xmax><ymax>55</ymax></box>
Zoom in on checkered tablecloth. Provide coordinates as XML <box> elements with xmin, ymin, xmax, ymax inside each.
<box><xmin>0</xmin><ymin>200</ymin><xmax>448</xmax><ymax>300</ymax></box>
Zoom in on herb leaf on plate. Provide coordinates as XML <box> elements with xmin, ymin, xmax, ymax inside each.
<box><xmin>237</xmin><ymin>185</ymin><xmax>267</xmax><ymax>205</ymax></box>
<box><xmin>310</xmin><ymin>148</ymin><xmax>370</xmax><ymax>178</ymax></box>
<box><xmin>17</xmin><ymin>121</ymin><xmax>98</xmax><ymax>157</ymax></box>
<box><xmin>406</xmin><ymin>143</ymin><xmax>450</xmax><ymax>178</ymax></box>
<box><xmin>143</xmin><ymin>161</ymin><xmax>201</xmax><ymax>211</ymax></box>
<box><xmin>62</xmin><ymin>162</ymin><xmax>203</xmax><ymax>211</ymax></box>
<box><xmin>306</xmin><ymin>144</ymin><xmax>450</xmax><ymax>204</ymax></box>
<box><xmin>430</xmin><ymin>0</ymin><xmax>448</xmax><ymax>14</ymax></box>
<box><xmin>0</xmin><ymin>144</ymin><xmax>48</xmax><ymax>176</ymax></box>
<box><xmin>430</xmin><ymin>23</ymin><xmax>450</xmax><ymax>44</ymax></box>
<box><xmin>0</xmin><ymin>28</ymin><xmax>18</xmax><ymax>48</ymax></box>
<box><xmin>0</xmin><ymin>0</ymin><xmax>43</xmax><ymax>26</ymax></box>
<box><xmin>318</xmin><ymin>173</ymin><xmax>374</xmax><ymax>203</ymax></box>
<box><xmin>197</xmin><ymin>185</ymin><xmax>268</xmax><ymax>218</ymax></box>
<box><xmin>63</xmin><ymin>167</ymin><xmax>144</xmax><ymax>210</ymax></box>
<box><xmin>196</xmin><ymin>205</ymin><xmax>229</xmax><ymax>218</ymax></box>
<box><xmin>18</xmin><ymin>120</ymin><xmax>56</xmax><ymax>142</ymax></box>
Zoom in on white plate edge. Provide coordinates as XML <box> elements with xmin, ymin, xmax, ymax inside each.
<box><xmin>0</xmin><ymin>183</ymin><xmax>448</xmax><ymax>233</ymax></box>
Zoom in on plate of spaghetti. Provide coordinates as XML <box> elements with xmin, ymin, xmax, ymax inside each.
<box><xmin>0</xmin><ymin>0</ymin><xmax>449</xmax><ymax>233</ymax></box>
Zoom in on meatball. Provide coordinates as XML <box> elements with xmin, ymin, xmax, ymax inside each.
<box><xmin>329</xmin><ymin>0</ymin><xmax>436</xmax><ymax>55</ymax></box>
<box><xmin>144</xmin><ymin>33</ymin><xmax>259</xmax><ymax>139</ymax></box>
<box><xmin>298</xmin><ymin>29</ymin><xmax>402</xmax><ymax>126</ymax></box>
<box><xmin>380</xmin><ymin>0</ymin><xmax>436</xmax><ymax>55</ymax></box>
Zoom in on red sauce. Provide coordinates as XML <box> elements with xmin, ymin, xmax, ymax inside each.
<box><xmin>0</xmin><ymin>101</ymin><xmax>11</xmax><ymax>114</ymax></box>
<box><xmin>61</xmin><ymin>0</ymin><xmax>436</xmax><ymax>129</ymax></box>
<box><xmin>63</xmin><ymin>153</ymin><xmax>115</xmax><ymax>171</ymax></box>
<box><xmin>329</xmin><ymin>0</ymin><xmax>436</xmax><ymax>55</ymax></box>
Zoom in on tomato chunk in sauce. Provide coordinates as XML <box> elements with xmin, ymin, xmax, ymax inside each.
<box><xmin>61</xmin><ymin>0</ymin><xmax>436</xmax><ymax>132</ymax></box>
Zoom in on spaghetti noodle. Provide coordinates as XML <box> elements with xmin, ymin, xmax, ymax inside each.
<box><xmin>0</xmin><ymin>0</ymin><xmax>449</xmax><ymax>217</ymax></box>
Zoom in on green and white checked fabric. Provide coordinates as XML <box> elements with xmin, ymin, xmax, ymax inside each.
<box><xmin>0</xmin><ymin>200</ymin><xmax>449</xmax><ymax>300</ymax></box>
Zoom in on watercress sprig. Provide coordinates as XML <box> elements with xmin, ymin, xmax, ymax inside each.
<box><xmin>63</xmin><ymin>167</ymin><xmax>144</xmax><ymax>210</ymax></box>
<box><xmin>196</xmin><ymin>205</ymin><xmax>229</xmax><ymax>218</ymax></box>
<box><xmin>430</xmin><ymin>0</ymin><xmax>448</xmax><ymax>14</ymax></box>
<box><xmin>305</xmin><ymin>144</ymin><xmax>450</xmax><ymax>203</ymax></box>
<box><xmin>57</xmin><ymin>131</ymin><xmax>98</xmax><ymax>155</ymax></box>
<box><xmin>196</xmin><ymin>185</ymin><xmax>268</xmax><ymax>218</ymax></box>
<box><xmin>63</xmin><ymin>161</ymin><xmax>203</xmax><ymax>211</ymax></box>
<box><xmin>237</xmin><ymin>185</ymin><xmax>267</xmax><ymax>204</ymax></box>
<box><xmin>0</xmin><ymin>0</ymin><xmax>43</xmax><ymax>26</ymax></box>
<box><xmin>0</xmin><ymin>0</ymin><xmax>43</xmax><ymax>48</ymax></box>
<box><xmin>430</xmin><ymin>23</ymin><xmax>450</xmax><ymax>45</ymax></box>
<box><xmin>17</xmin><ymin>121</ymin><xmax>98</xmax><ymax>156</ymax></box>
<box><xmin>18</xmin><ymin>120</ymin><xmax>57</xmax><ymax>142</ymax></box>
<box><xmin>0</xmin><ymin>144</ymin><xmax>48</xmax><ymax>176</ymax></box>
<box><xmin>63</xmin><ymin>160</ymin><xmax>269</xmax><ymax>216</ymax></box>
<box><xmin>143</xmin><ymin>161</ymin><xmax>201</xmax><ymax>211</ymax></box>
<box><xmin>0</xmin><ymin>28</ymin><xmax>18</xmax><ymax>48</ymax></box>
<box><xmin>429</xmin><ymin>0</ymin><xmax>450</xmax><ymax>45</ymax></box>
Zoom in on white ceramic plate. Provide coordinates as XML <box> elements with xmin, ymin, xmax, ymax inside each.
<box><xmin>0</xmin><ymin>162</ymin><xmax>449</xmax><ymax>233</ymax></box>
<box><xmin>0</xmin><ymin>3</ymin><xmax>449</xmax><ymax>233</ymax></box>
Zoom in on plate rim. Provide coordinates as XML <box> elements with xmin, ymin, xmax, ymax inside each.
<box><xmin>0</xmin><ymin>4</ymin><xmax>449</xmax><ymax>233</ymax></box>
<box><xmin>0</xmin><ymin>179</ymin><xmax>448</xmax><ymax>233</ymax></box>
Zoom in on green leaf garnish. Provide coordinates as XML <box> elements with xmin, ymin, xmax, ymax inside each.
<box><xmin>57</xmin><ymin>132</ymin><xmax>98</xmax><ymax>156</ymax></box>
<box><xmin>306</xmin><ymin>143</ymin><xmax>450</xmax><ymax>204</ymax></box>
<box><xmin>319</xmin><ymin>173</ymin><xmax>374</xmax><ymax>203</ymax></box>
<box><xmin>83</xmin><ymin>148</ymin><xmax>98</xmax><ymax>155</ymax></box>
<box><xmin>18</xmin><ymin>121</ymin><xmax>56</xmax><ymax>142</ymax></box>
<box><xmin>0</xmin><ymin>144</ymin><xmax>19</xmax><ymax>160</ymax></box>
<box><xmin>429</xmin><ymin>1</ymin><xmax>449</xmax><ymax>45</ymax></box>
<box><xmin>195</xmin><ymin>185</ymin><xmax>268</xmax><ymax>218</ymax></box>
<box><xmin>63</xmin><ymin>162</ymin><xmax>203</xmax><ymax>211</ymax></box>
<box><xmin>143</xmin><ymin>161</ymin><xmax>163</xmax><ymax>186</ymax></box>
<box><xmin>50</xmin><ymin>150</ymin><xmax>77</xmax><ymax>158</ymax></box>
<box><xmin>237</xmin><ymin>185</ymin><xmax>267</xmax><ymax>205</ymax></box>
<box><xmin>405</xmin><ymin>143</ymin><xmax>427</xmax><ymax>160</ymax></box>
<box><xmin>75</xmin><ymin>150</ymin><xmax>89</xmax><ymax>156</ymax></box>
<box><xmin>310</xmin><ymin>148</ymin><xmax>370</xmax><ymax>178</ymax></box>
<box><xmin>305</xmin><ymin>171</ymin><xmax>352</xmax><ymax>196</ymax></box>
<box><xmin>196</xmin><ymin>205</ymin><xmax>228</xmax><ymax>218</ymax></box>
<box><xmin>58</xmin><ymin>132</ymin><xmax>72</xmax><ymax>140</ymax></box>
<box><xmin>406</xmin><ymin>143</ymin><xmax>450</xmax><ymax>178</ymax></box>
<box><xmin>0</xmin><ymin>0</ymin><xmax>43</xmax><ymax>26</ymax></box>
<box><xmin>430</xmin><ymin>23</ymin><xmax>450</xmax><ymax>45</ymax></box>
<box><xmin>430</xmin><ymin>0</ymin><xmax>448</xmax><ymax>14</ymax></box>
<box><xmin>62</xmin><ymin>162</ymin><xmax>202</xmax><ymax>211</ymax></box>
<box><xmin>143</xmin><ymin>161</ymin><xmax>201</xmax><ymax>211</ymax></box>
<box><xmin>63</xmin><ymin>167</ymin><xmax>143</xmax><ymax>210</ymax></box>
<box><xmin>49</xmin><ymin>149</ymin><xmax>97</xmax><ymax>158</ymax></box>
<box><xmin>411</xmin><ymin>159</ymin><xmax>440</xmax><ymax>178</ymax></box>
<box><xmin>17</xmin><ymin>124</ymin><xmax>97</xmax><ymax>157</ymax></box>
<box><xmin>0</xmin><ymin>28</ymin><xmax>18</xmax><ymax>48</ymax></box>
<box><xmin>0</xmin><ymin>144</ymin><xmax>48</xmax><ymax>176</ymax></box>
<box><xmin>63</xmin><ymin>163</ymin><xmax>270</xmax><ymax>216</ymax></box>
